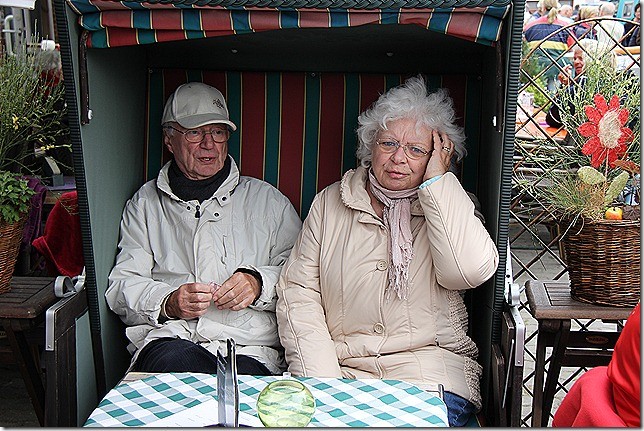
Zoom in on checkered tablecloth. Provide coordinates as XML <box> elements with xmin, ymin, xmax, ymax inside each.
<box><xmin>84</xmin><ymin>373</ymin><xmax>448</xmax><ymax>427</ymax></box>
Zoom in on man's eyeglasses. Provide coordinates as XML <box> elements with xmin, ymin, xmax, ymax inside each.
<box><xmin>165</xmin><ymin>125</ymin><xmax>229</xmax><ymax>144</ymax></box>
<box><xmin>375</xmin><ymin>139</ymin><xmax>430</xmax><ymax>160</ymax></box>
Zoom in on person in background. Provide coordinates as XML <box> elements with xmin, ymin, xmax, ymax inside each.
<box><xmin>276</xmin><ymin>76</ymin><xmax>499</xmax><ymax>427</ymax></box>
<box><xmin>559</xmin><ymin>4</ymin><xmax>575</xmax><ymax>23</ymax></box>
<box><xmin>524</xmin><ymin>0</ymin><xmax>572</xmax><ymax>92</ymax></box>
<box><xmin>546</xmin><ymin>38</ymin><xmax>601</xmax><ymax>128</ymax></box>
<box><xmin>571</xmin><ymin>4</ymin><xmax>580</xmax><ymax>21</ymax></box>
<box><xmin>596</xmin><ymin>1</ymin><xmax>625</xmax><ymax>50</ymax></box>
<box><xmin>623</xmin><ymin>2</ymin><xmax>640</xmax><ymax>46</ymax></box>
<box><xmin>106</xmin><ymin>82</ymin><xmax>302</xmax><ymax>376</ymax></box>
<box><xmin>527</xmin><ymin>0</ymin><xmax>546</xmax><ymax>24</ymax></box>
<box><xmin>567</xmin><ymin>5</ymin><xmax>599</xmax><ymax>47</ymax></box>
<box><xmin>525</xmin><ymin>2</ymin><xmax>536</xmax><ymax>27</ymax></box>
<box><xmin>553</xmin><ymin>302</ymin><xmax>640</xmax><ymax>427</ymax></box>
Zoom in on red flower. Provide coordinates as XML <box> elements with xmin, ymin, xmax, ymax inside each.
<box><xmin>577</xmin><ymin>94</ymin><xmax>633</xmax><ymax>168</ymax></box>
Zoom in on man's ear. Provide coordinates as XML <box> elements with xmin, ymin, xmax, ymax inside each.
<box><xmin>163</xmin><ymin>132</ymin><xmax>174</xmax><ymax>155</ymax></box>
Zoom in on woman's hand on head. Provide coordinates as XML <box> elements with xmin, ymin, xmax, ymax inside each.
<box><xmin>424</xmin><ymin>130</ymin><xmax>452</xmax><ymax>181</ymax></box>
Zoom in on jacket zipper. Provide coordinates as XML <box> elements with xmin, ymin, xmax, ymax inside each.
<box><xmin>194</xmin><ymin>204</ymin><xmax>201</xmax><ymax>218</ymax></box>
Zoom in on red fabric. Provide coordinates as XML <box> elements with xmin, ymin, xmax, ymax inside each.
<box><xmin>553</xmin><ymin>302</ymin><xmax>641</xmax><ymax>428</ymax></box>
<box><xmin>607</xmin><ymin>303</ymin><xmax>641</xmax><ymax>427</ymax></box>
<box><xmin>76</xmin><ymin>5</ymin><xmax>509</xmax><ymax>48</ymax></box>
<box><xmin>552</xmin><ymin>366</ymin><xmax>627</xmax><ymax>427</ymax></box>
<box><xmin>32</xmin><ymin>191</ymin><xmax>84</xmax><ymax>277</ymax></box>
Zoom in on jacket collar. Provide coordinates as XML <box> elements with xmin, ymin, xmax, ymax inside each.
<box><xmin>157</xmin><ymin>155</ymin><xmax>240</xmax><ymax>206</ymax></box>
<box><xmin>340</xmin><ymin>166</ymin><xmax>423</xmax><ymax>216</ymax></box>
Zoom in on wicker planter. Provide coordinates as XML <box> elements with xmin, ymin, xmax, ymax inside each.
<box><xmin>0</xmin><ymin>215</ymin><xmax>26</xmax><ymax>294</ymax></box>
<box><xmin>561</xmin><ymin>218</ymin><xmax>640</xmax><ymax>307</ymax></box>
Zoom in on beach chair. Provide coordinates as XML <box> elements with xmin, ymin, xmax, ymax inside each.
<box><xmin>46</xmin><ymin>0</ymin><xmax>526</xmax><ymax>425</ymax></box>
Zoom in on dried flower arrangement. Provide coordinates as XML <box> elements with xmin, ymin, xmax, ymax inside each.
<box><xmin>544</xmin><ymin>51</ymin><xmax>640</xmax><ymax>223</ymax></box>
<box><xmin>537</xmin><ymin>46</ymin><xmax>641</xmax><ymax>307</ymax></box>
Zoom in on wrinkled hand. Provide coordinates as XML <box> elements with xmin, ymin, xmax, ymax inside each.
<box><xmin>165</xmin><ymin>282</ymin><xmax>216</xmax><ymax>320</ymax></box>
<box><xmin>424</xmin><ymin>130</ymin><xmax>453</xmax><ymax>180</ymax></box>
<box><xmin>212</xmin><ymin>272</ymin><xmax>261</xmax><ymax>311</ymax></box>
<box><xmin>558</xmin><ymin>65</ymin><xmax>573</xmax><ymax>86</ymax></box>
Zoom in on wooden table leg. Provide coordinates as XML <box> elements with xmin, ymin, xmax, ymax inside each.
<box><xmin>531</xmin><ymin>322</ymin><xmax>547</xmax><ymax>427</ymax></box>
<box><xmin>541</xmin><ymin>319</ymin><xmax>571</xmax><ymax>426</ymax></box>
<box><xmin>3</xmin><ymin>321</ymin><xmax>45</xmax><ymax>426</ymax></box>
<box><xmin>531</xmin><ymin>319</ymin><xmax>563</xmax><ymax>427</ymax></box>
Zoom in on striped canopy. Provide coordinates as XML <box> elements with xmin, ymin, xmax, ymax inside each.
<box><xmin>67</xmin><ymin>0</ymin><xmax>510</xmax><ymax>48</ymax></box>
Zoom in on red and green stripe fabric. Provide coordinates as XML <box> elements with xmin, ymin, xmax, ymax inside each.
<box><xmin>66</xmin><ymin>0</ymin><xmax>510</xmax><ymax>48</ymax></box>
<box><xmin>146</xmin><ymin>70</ymin><xmax>480</xmax><ymax>217</ymax></box>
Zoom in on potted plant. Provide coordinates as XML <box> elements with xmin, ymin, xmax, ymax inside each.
<box><xmin>541</xmin><ymin>50</ymin><xmax>640</xmax><ymax>307</ymax></box>
<box><xmin>0</xmin><ymin>41</ymin><xmax>70</xmax><ymax>293</ymax></box>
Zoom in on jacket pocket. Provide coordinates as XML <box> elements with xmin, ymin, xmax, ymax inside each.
<box><xmin>221</xmin><ymin>235</ymin><xmax>235</xmax><ymax>270</ymax></box>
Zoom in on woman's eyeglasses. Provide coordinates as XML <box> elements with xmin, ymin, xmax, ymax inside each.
<box><xmin>165</xmin><ymin>125</ymin><xmax>229</xmax><ymax>144</ymax></box>
<box><xmin>375</xmin><ymin>139</ymin><xmax>430</xmax><ymax>160</ymax></box>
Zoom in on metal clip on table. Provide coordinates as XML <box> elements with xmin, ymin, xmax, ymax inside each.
<box><xmin>525</xmin><ymin>280</ymin><xmax>635</xmax><ymax>427</ymax></box>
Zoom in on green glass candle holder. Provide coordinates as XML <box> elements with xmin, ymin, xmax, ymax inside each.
<box><xmin>256</xmin><ymin>377</ymin><xmax>316</xmax><ymax>427</ymax></box>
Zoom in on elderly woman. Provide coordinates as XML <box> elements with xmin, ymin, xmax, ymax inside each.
<box><xmin>546</xmin><ymin>38</ymin><xmax>607</xmax><ymax>128</ymax></box>
<box><xmin>276</xmin><ymin>76</ymin><xmax>499</xmax><ymax>427</ymax></box>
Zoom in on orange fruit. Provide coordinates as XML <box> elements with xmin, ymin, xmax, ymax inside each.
<box><xmin>605</xmin><ymin>207</ymin><xmax>623</xmax><ymax>220</ymax></box>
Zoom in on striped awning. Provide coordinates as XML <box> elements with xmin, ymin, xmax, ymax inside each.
<box><xmin>67</xmin><ymin>0</ymin><xmax>510</xmax><ymax>48</ymax></box>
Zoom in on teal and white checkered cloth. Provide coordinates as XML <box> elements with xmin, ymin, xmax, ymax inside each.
<box><xmin>84</xmin><ymin>373</ymin><xmax>448</xmax><ymax>427</ymax></box>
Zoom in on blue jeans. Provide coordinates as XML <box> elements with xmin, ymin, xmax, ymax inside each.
<box><xmin>133</xmin><ymin>337</ymin><xmax>272</xmax><ymax>375</ymax></box>
<box><xmin>443</xmin><ymin>391</ymin><xmax>477</xmax><ymax>427</ymax></box>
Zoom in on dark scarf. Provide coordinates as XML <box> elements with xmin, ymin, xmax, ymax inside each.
<box><xmin>168</xmin><ymin>157</ymin><xmax>231</xmax><ymax>203</ymax></box>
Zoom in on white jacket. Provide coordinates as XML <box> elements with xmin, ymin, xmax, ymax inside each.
<box><xmin>106</xmin><ymin>157</ymin><xmax>302</xmax><ymax>373</ymax></box>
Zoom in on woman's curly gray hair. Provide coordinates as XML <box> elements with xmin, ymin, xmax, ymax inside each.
<box><xmin>355</xmin><ymin>75</ymin><xmax>467</xmax><ymax>168</ymax></box>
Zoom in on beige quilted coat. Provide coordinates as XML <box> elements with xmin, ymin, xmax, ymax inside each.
<box><xmin>276</xmin><ymin>167</ymin><xmax>499</xmax><ymax>410</ymax></box>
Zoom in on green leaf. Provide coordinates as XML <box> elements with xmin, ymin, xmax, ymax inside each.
<box><xmin>604</xmin><ymin>171</ymin><xmax>630</xmax><ymax>206</ymax></box>
<box><xmin>577</xmin><ymin>166</ymin><xmax>606</xmax><ymax>185</ymax></box>
<box><xmin>0</xmin><ymin>171</ymin><xmax>35</xmax><ymax>224</ymax></box>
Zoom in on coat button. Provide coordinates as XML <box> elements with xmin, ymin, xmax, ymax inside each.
<box><xmin>373</xmin><ymin>323</ymin><xmax>385</xmax><ymax>334</ymax></box>
<box><xmin>214</xmin><ymin>212</ymin><xmax>220</xmax><ymax>217</ymax></box>
<box><xmin>376</xmin><ymin>260</ymin><xmax>388</xmax><ymax>271</ymax></box>
<box><xmin>222</xmin><ymin>196</ymin><xmax>227</xmax><ymax>201</ymax></box>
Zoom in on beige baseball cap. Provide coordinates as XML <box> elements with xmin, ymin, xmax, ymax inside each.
<box><xmin>162</xmin><ymin>82</ymin><xmax>237</xmax><ymax>131</ymax></box>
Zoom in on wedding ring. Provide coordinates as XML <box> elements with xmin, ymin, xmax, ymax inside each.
<box><xmin>442</xmin><ymin>146</ymin><xmax>451</xmax><ymax>152</ymax></box>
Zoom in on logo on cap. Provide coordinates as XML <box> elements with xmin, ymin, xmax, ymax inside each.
<box><xmin>214</xmin><ymin>98</ymin><xmax>225</xmax><ymax>110</ymax></box>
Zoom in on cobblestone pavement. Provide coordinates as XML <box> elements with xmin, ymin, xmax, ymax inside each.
<box><xmin>0</xmin><ymin>364</ymin><xmax>40</xmax><ymax>427</ymax></box>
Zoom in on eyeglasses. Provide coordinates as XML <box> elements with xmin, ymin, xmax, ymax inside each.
<box><xmin>165</xmin><ymin>125</ymin><xmax>229</xmax><ymax>144</ymax></box>
<box><xmin>375</xmin><ymin>139</ymin><xmax>431</xmax><ymax>160</ymax></box>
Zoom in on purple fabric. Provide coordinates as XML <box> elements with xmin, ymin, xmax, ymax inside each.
<box><xmin>21</xmin><ymin>177</ymin><xmax>48</xmax><ymax>249</ymax></box>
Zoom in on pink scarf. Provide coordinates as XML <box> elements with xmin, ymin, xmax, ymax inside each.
<box><xmin>368</xmin><ymin>169</ymin><xmax>418</xmax><ymax>300</ymax></box>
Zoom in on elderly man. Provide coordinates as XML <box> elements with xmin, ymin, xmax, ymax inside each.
<box><xmin>596</xmin><ymin>1</ymin><xmax>625</xmax><ymax>49</ymax></box>
<box><xmin>559</xmin><ymin>4</ymin><xmax>574</xmax><ymax>23</ymax></box>
<box><xmin>106</xmin><ymin>82</ymin><xmax>302</xmax><ymax>376</ymax></box>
